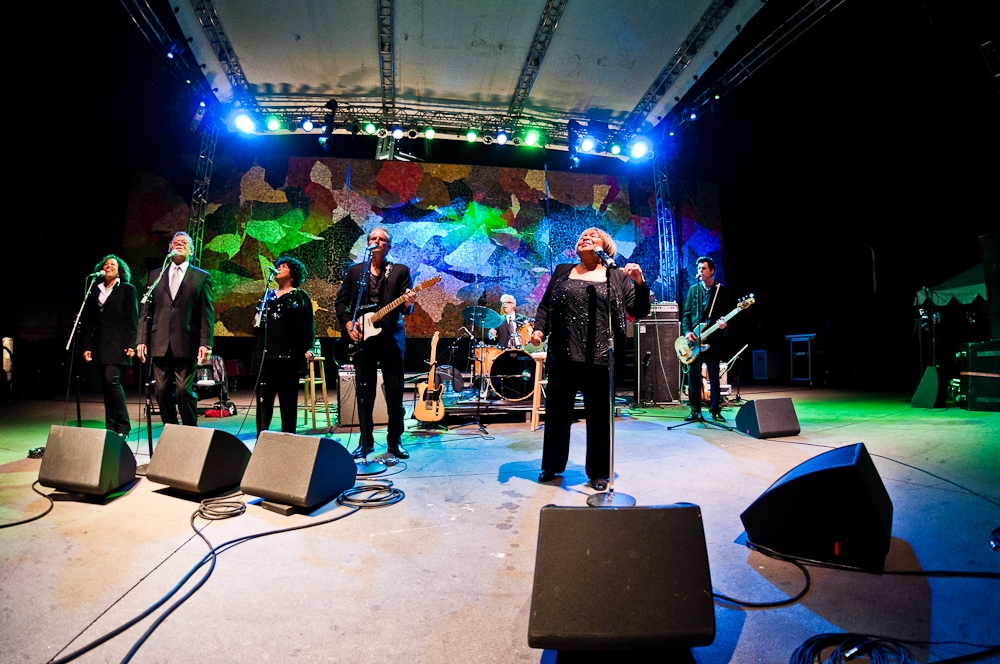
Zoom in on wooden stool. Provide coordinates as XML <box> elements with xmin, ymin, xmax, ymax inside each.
<box><xmin>300</xmin><ymin>355</ymin><xmax>331</xmax><ymax>429</ymax></box>
<box><xmin>530</xmin><ymin>352</ymin><xmax>547</xmax><ymax>432</ymax></box>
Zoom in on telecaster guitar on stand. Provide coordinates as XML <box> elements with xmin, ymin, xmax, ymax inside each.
<box><xmin>674</xmin><ymin>295</ymin><xmax>755</xmax><ymax>365</ymax></box>
<box><xmin>414</xmin><ymin>332</ymin><xmax>444</xmax><ymax>422</ymax></box>
<box><xmin>338</xmin><ymin>276</ymin><xmax>442</xmax><ymax>361</ymax></box>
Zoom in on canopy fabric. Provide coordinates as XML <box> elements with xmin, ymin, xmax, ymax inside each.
<box><xmin>915</xmin><ymin>263</ymin><xmax>987</xmax><ymax>306</ymax></box>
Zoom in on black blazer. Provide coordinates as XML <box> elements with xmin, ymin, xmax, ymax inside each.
<box><xmin>494</xmin><ymin>314</ymin><xmax>528</xmax><ymax>348</ymax></box>
<box><xmin>81</xmin><ymin>282</ymin><xmax>139</xmax><ymax>366</ymax></box>
<box><xmin>334</xmin><ymin>261</ymin><xmax>412</xmax><ymax>353</ymax></box>
<box><xmin>137</xmin><ymin>263</ymin><xmax>214</xmax><ymax>358</ymax></box>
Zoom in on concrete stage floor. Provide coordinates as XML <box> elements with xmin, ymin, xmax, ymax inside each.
<box><xmin>1</xmin><ymin>386</ymin><xmax>998</xmax><ymax>663</ymax></box>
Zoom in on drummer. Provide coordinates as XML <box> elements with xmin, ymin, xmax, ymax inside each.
<box><xmin>489</xmin><ymin>294</ymin><xmax>529</xmax><ymax>349</ymax></box>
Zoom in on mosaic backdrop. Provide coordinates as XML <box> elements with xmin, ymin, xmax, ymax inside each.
<box><xmin>122</xmin><ymin>155</ymin><xmax>722</xmax><ymax>338</ymax></box>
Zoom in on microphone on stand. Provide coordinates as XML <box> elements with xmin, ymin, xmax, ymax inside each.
<box><xmin>594</xmin><ymin>249</ymin><xmax>617</xmax><ymax>268</ymax></box>
<box><xmin>167</xmin><ymin>249</ymin><xmax>180</xmax><ymax>258</ymax></box>
<box><xmin>365</xmin><ymin>241</ymin><xmax>379</xmax><ymax>251</ymax></box>
<box><xmin>87</xmin><ymin>270</ymin><xmax>107</xmax><ymax>278</ymax></box>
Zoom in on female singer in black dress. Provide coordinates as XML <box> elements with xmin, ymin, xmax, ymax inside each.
<box><xmin>530</xmin><ymin>228</ymin><xmax>651</xmax><ymax>490</ymax></box>
<box><xmin>255</xmin><ymin>257</ymin><xmax>316</xmax><ymax>435</ymax></box>
<box><xmin>81</xmin><ymin>254</ymin><xmax>139</xmax><ymax>436</ymax></box>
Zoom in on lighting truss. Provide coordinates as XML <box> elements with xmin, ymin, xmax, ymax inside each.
<box><xmin>508</xmin><ymin>0</ymin><xmax>569</xmax><ymax>121</ymax></box>
<box><xmin>186</xmin><ymin>123</ymin><xmax>219</xmax><ymax>266</ymax></box>
<box><xmin>378</xmin><ymin>0</ymin><xmax>395</xmax><ymax>110</ymax></box>
<box><xmin>189</xmin><ymin>0</ymin><xmax>259</xmax><ymax>113</ymax></box>
<box><xmin>653</xmin><ymin>151</ymin><xmax>680</xmax><ymax>302</ymax></box>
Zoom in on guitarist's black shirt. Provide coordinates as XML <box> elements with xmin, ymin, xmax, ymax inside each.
<box><xmin>682</xmin><ymin>281</ymin><xmax>733</xmax><ymax>339</ymax></box>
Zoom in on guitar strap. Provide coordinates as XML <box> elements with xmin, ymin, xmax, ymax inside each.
<box><xmin>705</xmin><ymin>283</ymin><xmax>720</xmax><ymax>322</ymax></box>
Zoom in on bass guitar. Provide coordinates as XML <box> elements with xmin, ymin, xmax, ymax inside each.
<box><xmin>414</xmin><ymin>331</ymin><xmax>445</xmax><ymax>422</ymax></box>
<box><xmin>674</xmin><ymin>294</ymin><xmax>754</xmax><ymax>365</ymax></box>
<box><xmin>340</xmin><ymin>276</ymin><xmax>442</xmax><ymax>360</ymax></box>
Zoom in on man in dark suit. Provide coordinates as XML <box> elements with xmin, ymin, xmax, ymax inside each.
<box><xmin>491</xmin><ymin>293</ymin><xmax>527</xmax><ymax>349</ymax></box>
<box><xmin>335</xmin><ymin>227</ymin><xmax>416</xmax><ymax>459</ymax></box>
<box><xmin>681</xmin><ymin>256</ymin><xmax>733</xmax><ymax>422</ymax></box>
<box><xmin>136</xmin><ymin>231</ymin><xmax>214</xmax><ymax>426</ymax></box>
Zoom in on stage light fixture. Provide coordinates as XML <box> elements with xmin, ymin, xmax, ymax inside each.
<box><xmin>302</xmin><ymin>118</ymin><xmax>314</xmax><ymax>132</ymax></box>
<box><xmin>466</xmin><ymin>129</ymin><xmax>478</xmax><ymax>142</ymax></box>
<box><xmin>688</xmin><ymin>108</ymin><xmax>698</xmax><ymax>121</ymax></box>
<box><xmin>287</xmin><ymin>120</ymin><xmax>299</xmax><ymax>132</ymax></box>
<box><xmin>318</xmin><ymin>136</ymin><xmax>330</xmax><ymax>150</ymax></box>
<box><xmin>524</xmin><ymin>129</ymin><xmax>540</xmax><ymax>146</ymax></box>
<box><xmin>392</xmin><ymin>126</ymin><xmax>404</xmax><ymax>140</ymax></box>
<box><xmin>629</xmin><ymin>138</ymin><xmax>653</xmax><ymax>160</ymax></box>
<box><xmin>423</xmin><ymin>127</ymin><xmax>436</xmax><ymax>139</ymax></box>
<box><xmin>407</xmin><ymin>126</ymin><xmax>419</xmax><ymax>139</ymax></box>
<box><xmin>350</xmin><ymin>121</ymin><xmax>360</xmax><ymax>135</ymax></box>
<box><xmin>364</xmin><ymin>122</ymin><xmax>378</xmax><ymax>135</ymax></box>
<box><xmin>266</xmin><ymin>115</ymin><xmax>281</xmax><ymax>131</ymax></box>
<box><xmin>234</xmin><ymin>113</ymin><xmax>255</xmax><ymax>134</ymax></box>
<box><xmin>609</xmin><ymin>142</ymin><xmax>622</xmax><ymax>155</ymax></box>
<box><xmin>594</xmin><ymin>140</ymin><xmax>606</xmax><ymax>153</ymax></box>
<box><xmin>496</xmin><ymin>130</ymin><xmax>508</xmax><ymax>145</ymax></box>
<box><xmin>198</xmin><ymin>100</ymin><xmax>206</xmax><ymax>108</ymax></box>
<box><xmin>377</xmin><ymin>127</ymin><xmax>389</xmax><ymax>138</ymax></box>
<box><xmin>580</xmin><ymin>136</ymin><xmax>596</xmax><ymax>152</ymax></box>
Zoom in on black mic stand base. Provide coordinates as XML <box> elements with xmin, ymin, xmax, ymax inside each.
<box><xmin>667</xmin><ymin>411</ymin><xmax>734</xmax><ymax>432</ymax></box>
<box><xmin>587</xmin><ymin>488</ymin><xmax>636</xmax><ymax>507</ymax></box>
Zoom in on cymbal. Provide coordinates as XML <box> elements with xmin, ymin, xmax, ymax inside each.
<box><xmin>462</xmin><ymin>306</ymin><xmax>503</xmax><ymax>328</ymax></box>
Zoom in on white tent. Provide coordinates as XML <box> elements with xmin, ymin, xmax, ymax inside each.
<box><xmin>915</xmin><ymin>263</ymin><xmax>987</xmax><ymax>306</ymax></box>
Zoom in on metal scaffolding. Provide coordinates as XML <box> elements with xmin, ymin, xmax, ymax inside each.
<box><xmin>653</xmin><ymin>151</ymin><xmax>680</xmax><ymax>303</ymax></box>
<box><xmin>508</xmin><ymin>0</ymin><xmax>569</xmax><ymax>122</ymax></box>
<box><xmin>189</xmin><ymin>0</ymin><xmax>259</xmax><ymax>113</ymax></box>
<box><xmin>186</xmin><ymin>123</ymin><xmax>219</xmax><ymax>266</ymax></box>
<box><xmin>378</xmin><ymin>0</ymin><xmax>395</xmax><ymax>112</ymax></box>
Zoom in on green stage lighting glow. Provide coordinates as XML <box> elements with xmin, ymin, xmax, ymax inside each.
<box><xmin>266</xmin><ymin>116</ymin><xmax>281</xmax><ymax>131</ymax></box>
<box><xmin>524</xmin><ymin>130</ymin><xmax>540</xmax><ymax>146</ymax></box>
<box><xmin>466</xmin><ymin>130</ymin><xmax>478</xmax><ymax>142</ymax></box>
<box><xmin>364</xmin><ymin>122</ymin><xmax>378</xmax><ymax>135</ymax></box>
<box><xmin>610</xmin><ymin>143</ymin><xmax>621</xmax><ymax>155</ymax></box>
<box><xmin>424</xmin><ymin>127</ymin><xmax>436</xmax><ymax>139</ymax></box>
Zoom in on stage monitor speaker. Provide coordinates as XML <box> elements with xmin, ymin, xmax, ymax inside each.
<box><xmin>910</xmin><ymin>365</ymin><xmax>946</xmax><ymax>408</ymax></box>
<box><xmin>635</xmin><ymin>318</ymin><xmax>681</xmax><ymax>404</ymax></box>
<box><xmin>337</xmin><ymin>370</ymin><xmax>388</xmax><ymax>425</ymax></box>
<box><xmin>741</xmin><ymin>443</ymin><xmax>892</xmax><ymax>572</ymax></box>
<box><xmin>528</xmin><ymin>504</ymin><xmax>715</xmax><ymax>651</ymax></box>
<box><xmin>734</xmin><ymin>398</ymin><xmax>800</xmax><ymax>438</ymax></box>
<box><xmin>966</xmin><ymin>340</ymin><xmax>1000</xmax><ymax>412</ymax></box>
<box><xmin>145</xmin><ymin>424</ymin><xmax>251</xmax><ymax>494</ymax></box>
<box><xmin>752</xmin><ymin>349</ymin><xmax>778</xmax><ymax>381</ymax></box>
<box><xmin>241</xmin><ymin>432</ymin><xmax>357</xmax><ymax>510</ymax></box>
<box><xmin>38</xmin><ymin>425</ymin><xmax>136</xmax><ymax>496</ymax></box>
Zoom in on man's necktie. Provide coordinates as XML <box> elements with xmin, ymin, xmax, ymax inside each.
<box><xmin>508</xmin><ymin>317</ymin><xmax>516</xmax><ymax>347</ymax></box>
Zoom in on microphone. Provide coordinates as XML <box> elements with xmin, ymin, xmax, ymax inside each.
<box><xmin>87</xmin><ymin>270</ymin><xmax>107</xmax><ymax>278</ymax></box>
<box><xmin>365</xmin><ymin>241</ymin><xmax>379</xmax><ymax>251</ymax></box>
<box><xmin>594</xmin><ymin>248</ymin><xmax>617</xmax><ymax>268</ymax></box>
<box><xmin>167</xmin><ymin>249</ymin><xmax>180</xmax><ymax>258</ymax></box>
<box><xmin>266</xmin><ymin>265</ymin><xmax>278</xmax><ymax>275</ymax></box>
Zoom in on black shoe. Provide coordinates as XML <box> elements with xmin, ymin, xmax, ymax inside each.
<box><xmin>537</xmin><ymin>470</ymin><xmax>558</xmax><ymax>482</ymax></box>
<box><xmin>352</xmin><ymin>444</ymin><xmax>375</xmax><ymax>459</ymax></box>
<box><xmin>712</xmin><ymin>411</ymin><xmax>726</xmax><ymax>422</ymax></box>
<box><xmin>387</xmin><ymin>443</ymin><xmax>409</xmax><ymax>459</ymax></box>
<box><xmin>590</xmin><ymin>478</ymin><xmax>608</xmax><ymax>491</ymax></box>
<box><xmin>685</xmin><ymin>411</ymin><xmax>702</xmax><ymax>422</ymax></box>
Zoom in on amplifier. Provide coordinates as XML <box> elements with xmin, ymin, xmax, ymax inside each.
<box><xmin>649</xmin><ymin>301</ymin><xmax>680</xmax><ymax>318</ymax></box>
<box><xmin>337</xmin><ymin>370</ymin><xmax>389</xmax><ymax>425</ymax></box>
<box><xmin>635</xmin><ymin>318</ymin><xmax>682</xmax><ymax>404</ymax></box>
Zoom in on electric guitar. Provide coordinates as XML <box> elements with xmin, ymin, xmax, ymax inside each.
<box><xmin>414</xmin><ymin>331</ymin><xmax>445</xmax><ymax>422</ymax></box>
<box><xmin>341</xmin><ymin>276</ymin><xmax>442</xmax><ymax>359</ymax></box>
<box><xmin>674</xmin><ymin>294</ymin><xmax>754</xmax><ymax>365</ymax></box>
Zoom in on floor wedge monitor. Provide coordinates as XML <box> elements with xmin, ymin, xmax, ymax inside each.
<box><xmin>734</xmin><ymin>397</ymin><xmax>800</xmax><ymax>438</ymax></box>
<box><xmin>528</xmin><ymin>504</ymin><xmax>715</xmax><ymax>651</ymax></box>
<box><xmin>740</xmin><ymin>443</ymin><xmax>893</xmax><ymax>572</ymax></box>
<box><xmin>38</xmin><ymin>425</ymin><xmax>137</xmax><ymax>496</ymax></box>
<box><xmin>145</xmin><ymin>424</ymin><xmax>251</xmax><ymax>494</ymax></box>
<box><xmin>241</xmin><ymin>432</ymin><xmax>357</xmax><ymax>511</ymax></box>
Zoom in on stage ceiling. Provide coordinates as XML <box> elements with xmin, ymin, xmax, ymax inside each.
<box><xmin>173</xmin><ymin>0</ymin><xmax>767</xmax><ymax>142</ymax></box>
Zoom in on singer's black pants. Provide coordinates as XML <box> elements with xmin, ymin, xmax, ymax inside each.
<box><xmin>98</xmin><ymin>363</ymin><xmax>130</xmax><ymax>435</ymax></box>
<box><xmin>151</xmin><ymin>351</ymin><xmax>198</xmax><ymax>426</ymax></box>
<box><xmin>256</xmin><ymin>358</ymin><xmax>300</xmax><ymax>434</ymax></box>
<box><xmin>354</xmin><ymin>333</ymin><xmax>405</xmax><ymax>449</ymax></box>
<box><xmin>540</xmin><ymin>360</ymin><xmax>611</xmax><ymax>481</ymax></box>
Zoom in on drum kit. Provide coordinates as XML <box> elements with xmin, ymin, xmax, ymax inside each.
<box><xmin>460</xmin><ymin>305</ymin><xmax>544</xmax><ymax>402</ymax></box>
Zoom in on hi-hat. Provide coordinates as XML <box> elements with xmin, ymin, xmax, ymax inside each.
<box><xmin>462</xmin><ymin>306</ymin><xmax>503</xmax><ymax>328</ymax></box>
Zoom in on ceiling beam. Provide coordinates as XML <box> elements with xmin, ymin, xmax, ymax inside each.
<box><xmin>507</xmin><ymin>0</ymin><xmax>569</xmax><ymax>122</ymax></box>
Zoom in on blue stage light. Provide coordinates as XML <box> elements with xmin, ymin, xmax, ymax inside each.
<box><xmin>234</xmin><ymin>113</ymin><xmax>255</xmax><ymax>134</ymax></box>
<box><xmin>496</xmin><ymin>130</ymin><xmax>508</xmax><ymax>145</ymax></box>
<box><xmin>581</xmin><ymin>137</ymin><xmax>596</xmax><ymax>152</ymax></box>
<box><xmin>302</xmin><ymin>118</ymin><xmax>315</xmax><ymax>132</ymax></box>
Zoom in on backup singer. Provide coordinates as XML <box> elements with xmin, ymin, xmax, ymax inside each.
<box><xmin>81</xmin><ymin>255</ymin><xmax>139</xmax><ymax>437</ymax></box>
<box><xmin>681</xmin><ymin>256</ymin><xmax>733</xmax><ymax>422</ymax></box>
<box><xmin>254</xmin><ymin>257</ymin><xmax>315</xmax><ymax>435</ymax></box>
<box><xmin>490</xmin><ymin>294</ymin><xmax>527</xmax><ymax>348</ymax></box>
<box><xmin>530</xmin><ymin>228</ymin><xmax>651</xmax><ymax>491</ymax></box>
<box><xmin>334</xmin><ymin>228</ymin><xmax>416</xmax><ymax>459</ymax></box>
<box><xmin>136</xmin><ymin>232</ymin><xmax>214</xmax><ymax>426</ymax></box>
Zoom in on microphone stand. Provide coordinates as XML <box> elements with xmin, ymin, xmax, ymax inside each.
<box><xmin>351</xmin><ymin>246</ymin><xmax>385</xmax><ymax>475</ymax></box>
<box><xmin>588</xmin><ymin>254</ymin><xmax>635</xmax><ymax>507</ymax></box>
<box><xmin>251</xmin><ymin>273</ymin><xmax>275</xmax><ymax>437</ymax></box>
<box><xmin>135</xmin><ymin>254</ymin><xmax>175</xmax><ymax>460</ymax></box>
<box><xmin>65</xmin><ymin>274</ymin><xmax>101</xmax><ymax>427</ymax></box>
<box><xmin>455</xmin><ymin>272</ymin><xmax>489</xmax><ymax>435</ymax></box>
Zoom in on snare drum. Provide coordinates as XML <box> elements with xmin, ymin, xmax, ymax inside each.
<box><xmin>489</xmin><ymin>349</ymin><xmax>536</xmax><ymax>401</ymax></box>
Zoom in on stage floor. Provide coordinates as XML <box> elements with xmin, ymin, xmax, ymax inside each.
<box><xmin>1</xmin><ymin>386</ymin><xmax>998</xmax><ymax>663</ymax></box>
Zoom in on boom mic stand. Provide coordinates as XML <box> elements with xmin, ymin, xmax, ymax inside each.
<box><xmin>65</xmin><ymin>273</ymin><xmax>101</xmax><ymax>428</ymax></box>
<box><xmin>134</xmin><ymin>253</ymin><xmax>175</xmax><ymax>471</ymax></box>
<box><xmin>455</xmin><ymin>272</ymin><xmax>489</xmax><ymax>435</ymax></box>
<box><xmin>668</xmin><ymin>326</ymin><xmax>733</xmax><ymax>432</ymax></box>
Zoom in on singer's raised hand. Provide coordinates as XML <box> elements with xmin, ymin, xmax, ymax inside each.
<box><xmin>621</xmin><ymin>263</ymin><xmax>645</xmax><ymax>285</ymax></box>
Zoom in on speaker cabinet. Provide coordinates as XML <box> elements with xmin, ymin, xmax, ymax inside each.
<box><xmin>752</xmin><ymin>350</ymin><xmax>778</xmax><ymax>381</ymax></box>
<box><xmin>635</xmin><ymin>317</ymin><xmax>681</xmax><ymax>404</ymax></box>
<box><xmin>145</xmin><ymin>424</ymin><xmax>251</xmax><ymax>494</ymax></box>
<box><xmin>740</xmin><ymin>443</ymin><xmax>893</xmax><ymax>572</ymax></box>
<box><xmin>911</xmin><ymin>365</ymin><xmax>946</xmax><ymax>409</ymax></box>
<box><xmin>734</xmin><ymin>398</ymin><xmax>800</xmax><ymax>438</ymax></box>
<box><xmin>241</xmin><ymin>432</ymin><xmax>357</xmax><ymax>511</ymax></box>
<box><xmin>962</xmin><ymin>341</ymin><xmax>1000</xmax><ymax>412</ymax></box>
<box><xmin>38</xmin><ymin>426</ymin><xmax>136</xmax><ymax>495</ymax></box>
<box><xmin>337</xmin><ymin>370</ymin><xmax>388</xmax><ymax>425</ymax></box>
<box><xmin>528</xmin><ymin>504</ymin><xmax>715</xmax><ymax>651</ymax></box>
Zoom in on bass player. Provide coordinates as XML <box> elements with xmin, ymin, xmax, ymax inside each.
<box><xmin>681</xmin><ymin>256</ymin><xmax>733</xmax><ymax>422</ymax></box>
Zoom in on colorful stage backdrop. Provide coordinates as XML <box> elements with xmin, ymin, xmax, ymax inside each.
<box><xmin>122</xmin><ymin>155</ymin><xmax>723</xmax><ymax>338</ymax></box>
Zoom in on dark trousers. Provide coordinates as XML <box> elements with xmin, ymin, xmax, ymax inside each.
<box><xmin>356</xmin><ymin>333</ymin><xmax>405</xmax><ymax>448</ymax></box>
<box><xmin>257</xmin><ymin>358</ymin><xmax>300</xmax><ymax>434</ymax></box>
<box><xmin>99</xmin><ymin>364</ymin><xmax>130</xmax><ymax>435</ymax></box>
<box><xmin>151</xmin><ymin>350</ymin><xmax>198</xmax><ymax>426</ymax></box>
<box><xmin>688</xmin><ymin>347</ymin><xmax>722</xmax><ymax>414</ymax></box>
<box><xmin>541</xmin><ymin>361</ymin><xmax>611</xmax><ymax>481</ymax></box>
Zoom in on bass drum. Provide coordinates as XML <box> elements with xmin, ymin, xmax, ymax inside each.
<box><xmin>489</xmin><ymin>349</ymin><xmax>536</xmax><ymax>402</ymax></box>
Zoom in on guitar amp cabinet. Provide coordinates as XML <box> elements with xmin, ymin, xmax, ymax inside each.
<box><xmin>337</xmin><ymin>370</ymin><xmax>389</xmax><ymax>425</ymax></box>
<box><xmin>635</xmin><ymin>313</ymin><xmax>682</xmax><ymax>405</ymax></box>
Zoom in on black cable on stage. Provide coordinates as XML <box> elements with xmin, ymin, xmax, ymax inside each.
<box><xmin>337</xmin><ymin>479</ymin><xmax>405</xmax><ymax>509</ymax></box>
<box><xmin>789</xmin><ymin>633</ymin><xmax>1000</xmax><ymax>664</ymax></box>
<box><xmin>48</xmin><ymin>496</ymin><xmax>361</xmax><ymax>664</ymax></box>
<box><xmin>0</xmin><ymin>481</ymin><xmax>54</xmax><ymax>529</ymax></box>
<box><xmin>713</xmin><ymin>555</ymin><xmax>812</xmax><ymax>609</ymax></box>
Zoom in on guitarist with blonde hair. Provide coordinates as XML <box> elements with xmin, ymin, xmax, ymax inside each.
<box><xmin>682</xmin><ymin>256</ymin><xmax>733</xmax><ymax>422</ymax></box>
<box><xmin>335</xmin><ymin>227</ymin><xmax>417</xmax><ymax>459</ymax></box>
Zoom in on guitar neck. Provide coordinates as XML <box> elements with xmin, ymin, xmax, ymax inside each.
<box><xmin>698</xmin><ymin>305</ymin><xmax>742</xmax><ymax>339</ymax></box>
<box><xmin>370</xmin><ymin>293</ymin><xmax>408</xmax><ymax>325</ymax></box>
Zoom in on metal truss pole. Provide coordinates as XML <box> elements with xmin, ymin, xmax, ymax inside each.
<box><xmin>378</xmin><ymin>0</ymin><xmax>395</xmax><ymax>113</ymax></box>
<box><xmin>189</xmin><ymin>0</ymin><xmax>259</xmax><ymax>113</ymax></box>
<box><xmin>653</xmin><ymin>151</ymin><xmax>680</xmax><ymax>303</ymax></box>
<box><xmin>508</xmin><ymin>0</ymin><xmax>569</xmax><ymax>122</ymax></box>
<box><xmin>187</xmin><ymin>123</ymin><xmax>219</xmax><ymax>267</ymax></box>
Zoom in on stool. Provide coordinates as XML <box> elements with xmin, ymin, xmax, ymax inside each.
<box><xmin>530</xmin><ymin>352</ymin><xmax>547</xmax><ymax>432</ymax></box>
<box><xmin>300</xmin><ymin>355</ymin><xmax>331</xmax><ymax>429</ymax></box>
